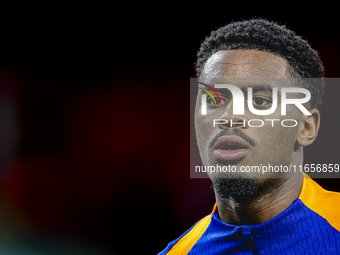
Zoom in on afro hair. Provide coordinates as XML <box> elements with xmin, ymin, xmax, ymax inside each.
<box><xmin>195</xmin><ymin>19</ymin><xmax>324</xmax><ymax>109</ymax></box>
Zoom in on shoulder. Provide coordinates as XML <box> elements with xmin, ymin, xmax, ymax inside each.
<box><xmin>158</xmin><ymin>213</ymin><xmax>212</xmax><ymax>255</ymax></box>
<box><xmin>299</xmin><ymin>173</ymin><xmax>340</xmax><ymax>232</ymax></box>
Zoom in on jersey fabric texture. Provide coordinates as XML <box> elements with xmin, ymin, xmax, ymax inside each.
<box><xmin>159</xmin><ymin>174</ymin><xmax>340</xmax><ymax>254</ymax></box>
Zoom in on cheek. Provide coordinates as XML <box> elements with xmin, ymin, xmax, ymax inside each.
<box><xmin>252</xmin><ymin>124</ymin><xmax>299</xmax><ymax>164</ymax></box>
<box><xmin>246</xmin><ymin>108</ymin><xmax>300</xmax><ymax>157</ymax></box>
<box><xmin>264</xmin><ymin>125</ymin><xmax>297</xmax><ymax>145</ymax></box>
<box><xmin>194</xmin><ymin>103</ymin><xmax>221</xmax><ymax>136</ymax></box>
<box><xmin>194</xmin><ymin>113</ymin><xmax>213</xmax><ymax>150</ymax></box>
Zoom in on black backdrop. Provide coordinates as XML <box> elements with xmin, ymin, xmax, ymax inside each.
<box><xmin>0</xmin><ymin>6</ymin><xmax>339</xmax><ymax>255</ymax></box>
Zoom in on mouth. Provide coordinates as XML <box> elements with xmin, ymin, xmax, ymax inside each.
<box><xmin>213</xmin><ymin>136</ymin><xmax>250</xmax><ymax>161</ymax></box>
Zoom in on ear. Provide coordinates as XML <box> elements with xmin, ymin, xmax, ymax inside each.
<box><xmin>296</xmin><ymin>109</ymin><xmax>320</xmax><ymax>147</ymax></box>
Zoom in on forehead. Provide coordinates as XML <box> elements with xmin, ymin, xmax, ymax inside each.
<box><xmin>201</xmin><ymin>50</ymin><xmax>289</xmax><ymax>83</ymax></box>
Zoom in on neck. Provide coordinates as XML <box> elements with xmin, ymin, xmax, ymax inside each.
<box><xmin>215</xmin><ymin>171</ymin><xmax>303</xmax><ymax>225</ymax></box>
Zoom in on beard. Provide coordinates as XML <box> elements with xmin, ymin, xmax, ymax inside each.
<box><xmin>212</xmin><ymin>174</ymin><xmax>279</xmax><ymax>204</ymax></box>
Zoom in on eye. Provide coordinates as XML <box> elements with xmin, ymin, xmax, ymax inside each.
<box><xmin>207</xmin><ymin>96</ymin><xmax>227</xmax><ymax>106</ymax></box>
<box><xmin>252</xmin><ymin>97</ymin><xmax>270</xmax><ymax>106</ymax></box>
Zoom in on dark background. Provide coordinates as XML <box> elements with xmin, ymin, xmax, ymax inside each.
<box><xmin>0</xmin><ymin>6</ymin><xmax>339</xmax><ymax>255</ymax></box>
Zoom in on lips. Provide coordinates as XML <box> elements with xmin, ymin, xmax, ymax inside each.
<box><xmin>213</xmin><ymin>136</ymin><xmax>250</xmax><ymax>161</ymax></box>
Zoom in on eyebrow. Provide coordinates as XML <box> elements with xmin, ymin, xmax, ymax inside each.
<box><xmin>200</xmin><ymin>84</ymin><xmax>275</xmax><ymax>94</ymax></box>
<box><xmin>246</xmin><ymin>84</ymin><xmax>274</xmax><ymax>93</ymax></box>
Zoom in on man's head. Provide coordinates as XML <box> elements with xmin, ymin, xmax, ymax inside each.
<box><xmin>194</xmin><ymin>19</ymin><xmax>324</xmax><ymax>202</ymax></box>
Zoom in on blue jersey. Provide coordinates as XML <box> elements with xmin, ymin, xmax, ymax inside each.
<box><xmin>159</xmin><ymin>174</ymin><xmax>340</xmax><ymax>254</ymax></box>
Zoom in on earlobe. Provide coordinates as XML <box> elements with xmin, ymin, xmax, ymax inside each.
<box><xmin>297</xmin><ymin>109</ymin><xmax>320</xmax><ymax>147</ymax></box>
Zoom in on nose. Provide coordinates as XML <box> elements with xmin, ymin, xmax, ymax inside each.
<box><xmin>217</xmin><ymin>115</ymin><xmax>248</xmax><ymax>128</ymax></box>
<box><xmin>217</xmin><ymin>102</ymin><xmax>248</xmax><ymax>129</ymax></box>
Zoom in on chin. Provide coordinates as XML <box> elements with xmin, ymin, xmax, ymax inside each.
<box><xmin>209</xmin><ymin>171</ymin><xmax>257</xmax><ymax>180</ymax></box>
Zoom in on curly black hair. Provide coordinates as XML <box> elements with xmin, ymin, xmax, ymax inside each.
<box><xmin>195</xmin><ymin>19</ymin><xmax>324</xmax><ymax>109</ymax></box>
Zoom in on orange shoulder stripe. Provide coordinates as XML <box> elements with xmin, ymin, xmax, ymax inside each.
<box><xmin>299</xmin><ymin>173</ymin><xmax>340</xmax><ymax>232</ymax></box>
<box><xmin>166</xmin><ymin>205</ymin><xmax>216</xmax><ymax>254</ymax></box>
